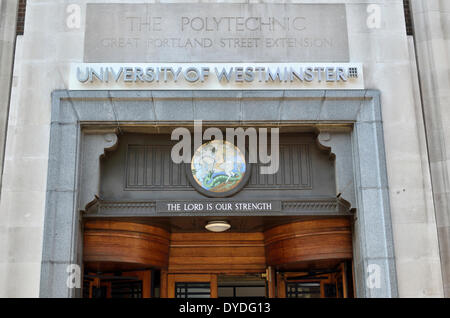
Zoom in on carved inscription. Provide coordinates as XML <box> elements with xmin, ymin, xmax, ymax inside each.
<box><xmin>85</xmin><ymin>4</ymin><xmax>349</xmax><ymax>62</ymax></box>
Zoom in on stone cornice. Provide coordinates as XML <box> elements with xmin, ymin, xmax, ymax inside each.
<box><xmin>85</xmin><ymin>197</ymin><xmax>351</xmax><ymax>217</ymax></box>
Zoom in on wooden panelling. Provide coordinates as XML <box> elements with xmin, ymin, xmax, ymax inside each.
<box><xmin>266</xmin><ymin>266</ymin><xmax>276</xmax><ymax>298</ymax></box>
<box><xmin>126</xmin><ymin>145</ymin><xmax>190</xmax><ymax>190</ymax></box>
<box><xmin>264</xmin><ymin>217</ymin><xmax>352</xmax><ymax>267</ymax></box>
<box><xmin>167</xmin><ymin>274</ymin><xmax>218</xmax><ymax>298</ymax></box>
<box><xmin>100</xmin><ymin>133</ymin><xmax>336</xmax><ymax>202</ymax></box>
<box><xmin>168</xmin><ymin>232</ymin><xmax>266</xmax><ymax>274</ymax></box>
<box><xmin>119</xmin><ymin>135</ymin><xmax>317</xmax><ymax>191</ymax></box>
<box><xmin>248</xmin><ymin>144</ymin><xmax>311</xmax><ymax>189</ymax></box>
<box><xmin>83</xmin><ymin>220</ymin><xmax>170</xmax><ymax>268</ymax></box>
<box><xmin>84</xmin><ymin>218</ymin><xmax>352</xmax><ymax>275</ymax></box>
<box><xmin>126</xmin><ymin>143</ymin><xmax>312</xmax><ymax>190</ymax></box>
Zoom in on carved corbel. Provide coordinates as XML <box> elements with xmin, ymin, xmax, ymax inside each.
<box><xmin>316</xmin><ymin>131</ymin><xmax>336</xmax><ymax>160</ymax></box>
<box><xmin>316</xmin><ymin>129</ymin><xmax>356</xmax><ymax>211</ymax></box>
<box><xmin>79</xmin><ymin>130</ymin><xmax>119</xmax><ymax>212</ymax></box>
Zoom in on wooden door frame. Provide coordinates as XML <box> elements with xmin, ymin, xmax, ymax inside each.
<box><xmin>167</xmin><ymin>274</ymin><xmax>218</xmax><ymax>298</ymax></box>
<box><xmin>85</xmin><ymin>270</ymin><xmax>152</xmax><ymax>298</ymax></box>
<box><xmin>278</xmin><ymin>262</ymin><xmax>352</xmax><ymax>298</ymax></box>
<box><xmin>127</xmin><ymin>270</ymin><xmax>152</xmax><ymax>298</ymax></box>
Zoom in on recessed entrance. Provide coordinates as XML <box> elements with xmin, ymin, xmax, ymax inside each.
<box><xmin>81</xmin><ymin>131</ymin><xmax>354</xmax><ymax>298</ymax></box>
<box><xmin>41</xmin><ymin>90</ymin><xmax>396</xmax><ymax>298</ymax></box>
<box><xmin>82</xmin><ymin>217</ymin><xmax>354</xmax><ymax>298</ymax></box>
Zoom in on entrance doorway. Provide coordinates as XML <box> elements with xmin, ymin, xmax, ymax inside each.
<box><xmin>82</xmin><ymin>217</ymin><xmax>354</xmax><ymax>298</ymax></box>
<box><xmin>278</xmin><ymin>262</ymin><xmax>353</xmax><ymax>298</ymax></box>
<box><xmin>166</xmin><ymin>274</ymin><xmax>267</xmax><ymax>298</ymax></box>
<box><xmin>83</xmin><ymin>264</ymin><xmax>353</xmax><ymax>298</ymax></box>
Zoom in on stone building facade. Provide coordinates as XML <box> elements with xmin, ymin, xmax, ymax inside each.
<box><xmin>0</xmin><ymin>0</ymin><xmax>448</xmax><ymax>298</ymax></box>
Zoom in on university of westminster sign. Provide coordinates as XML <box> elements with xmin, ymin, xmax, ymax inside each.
<box><xmin>69</xmin><ymin>3</ymin><xmax>363</xmax><ymax>90</ymax></box>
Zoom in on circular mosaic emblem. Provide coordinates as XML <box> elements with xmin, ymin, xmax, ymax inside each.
<box><xmin>190</xmin><ymin>140</ymin><xmax>248</xmax><ymax>196</ymax></box>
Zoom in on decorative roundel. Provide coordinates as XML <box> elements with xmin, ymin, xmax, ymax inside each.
<box><xmin>189</xmin><ymin>140</ymin><xmax>250</xmax><ymax>197</ymax></box>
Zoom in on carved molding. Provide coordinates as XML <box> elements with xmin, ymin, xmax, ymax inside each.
<box><xmin>86</xmin><ymin>198</ymin><xmax>351</xmax><ymax>217</ymax></box>
<box><xmin>282</xmin><ymin>198</ymin><xmax>351</xmax><ymax>214</ymax></box>
<box><xmin>316</xmin><ymin>131</ymin><xmax>335</xmax><ymax>159</ymax></box>
<box><xmin>79</xmin><ymin>131</ymin><xmax>119</xmax><ymax>211</ymax></box>
<box><xmin>122</xmin><ymin>142</ymin><xmax>313</xmax><ymax>191</ymax></box>
<box><xmin>317</xmin><ymin>130</ymin><xmax>356</xmax><ymax>210</ymax></box>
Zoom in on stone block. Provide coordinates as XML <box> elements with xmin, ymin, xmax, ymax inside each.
<box><xmin>113</xmin><ymin>99</ymin><xmax>156</xmax><ymax>122</ymax></box>
<box><xmin>15</xmin><ymin>88</ymin><xmax>52</xmax><ymax>126</ymax></box>
<box><xmin>19</xmin><ymin>62</ymin><xmax>66</xmax><ymax>94</ymax></box>
<box><xmin>76</xmin><ymin>99</ymin><xmax>117</xmax><ymax>122</ymax></box>
<box><xmin>5</xmin><ymin>262</ymin><xmax>42</xmax><ymax>297</ymax></box>
<box><xmin>0</xmin><ymin>227</ymin><xmax>7</xmax><ymax>261</ymax></box>
<box><xmin>361</xmin><ymin>257</ymin><xmax>398</xmax><ymax>298</ymax></box>
<box><xmin>41</xmin><ymin>190</ymin><xmax>78</xmax><ymax>263</ymax></box>
<box><xmin>40</xmin><ymin>261</ymin><xmax>74</xmax><ymax>298</ymax></box>
<box><xmin>280</xmin><ymin>91</ymin><xmax>324</xmax><ymax>121</ymax></box>
<box><xmin>240</xmin><ymin>99</ymin><xmax>281</xmax><ymax>122</ymax></box>
<box><xmin>57</xmin><ymin>100</ymin><xmax>79</xmax><ymax>124</ymax></box>
<box><xmin>395</xmin><ymin>258</ymin><xmax>444</xmax><ymax>297</ymax></box>
<box><xmin>193</xmin><ymin>97</ymin><xmax>242</xmax><ymax>122</ymax></box>
<box><xmin>319</xmin><ymin>94</ymin><xmax>362</xmax><ymax>121</ymax></box>
<box><xmin>4</xmin><ymin>124</ymin><xmax>50</xmax><ymax>159</ymax></box>
<box><xmin>6</xmin><ymin>226</ymin><xmax>43</xmax><ymax>263</ymax></box>
<box><xmin>4</xmin><ymin>190</ymin><xmax>46</xmax><ymax>227</ymax></box>
<box><xmin>22</xmin><ymin>32</ymin><xmax>57</xmax><ymax>61</ymax></box>
<box><xmin>393</xmin><ymin>222</ymin><xmax>442</xmax><ymax>260</ymax></box>
<box><xmin>56</xmin><ymin>33</ymin><xmax>85</xmax><ymax>62</ymax></box>
<box><xmin>1</xmin><ymin>158</ymin><xmax>48</xmax><ymax>192</ymax></box>
<box><xmin>25</xmin><ymin>2</ymin><xmax>69</xmax><ymax>34</ymax></box>
<box><xmin>355</xmin><ymin>122</ymin><xmax>387</xmax><ymax>188</ymax></box>
<box><xmin>153</xmin><ymin>98</ymin><xmax>194</xmax><ymax>122</ymax></box>
<box><xmin>46</xmin><ymin>123</ymin><xmax>79</xmax><ymax>192</ymax></box>
<box><xmin>359</xmin><ymin>188</ymin><xmax>393</xmax><ymax>259</ymax></box>
<box><xmin>389</xmin><ymin>187</ymin><xmax>435</xmax><ymax>225</ymax></box>
<box><xmin>346</xmin><ymin>2</ymin><xmax>406</xmax><ymax>34</ymax></box>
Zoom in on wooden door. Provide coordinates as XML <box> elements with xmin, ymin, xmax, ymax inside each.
<box><xmin>276</xmin><ymin>262</ymin><xmax>353</xmax><ymax>298</ymax></box>
<box><xmin>84</xmin><ymin>270</ymin><xmax>152</xmax><ymax>298</ymax></box>
<box><xmin>266</xmin><ymin>267</ymin><xmax>276</xmax><ymax>298</ymax></box>
<box><xmin>334</xmin><ymin>262</ymin><xmax>350</xmax><ymax>298</ymax></box>
<box><xmin>167</xmin><ymin>274</ymin><xmax>218</xmax><ymax>298</ymax></box>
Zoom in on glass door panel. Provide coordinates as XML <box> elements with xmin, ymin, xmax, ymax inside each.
<box><xmin>175</xmin><ymin>282</ymin><xmax>211</xmax><ymax>298</ymax></box>
<box><xmin>217</xmin><ymin>274</ymin><xmax>266</xmax><ymax>297</ymax></box>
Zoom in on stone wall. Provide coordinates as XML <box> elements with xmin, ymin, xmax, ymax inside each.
<box><xmin>410</xmin><ymin>0</ymin><xmax>450</xmax><ymax>297</ymax></box>
<box><xmin>0</xmin><ymin>0</ymin><xmax>19</xmax><ymax>296</ymax></box>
